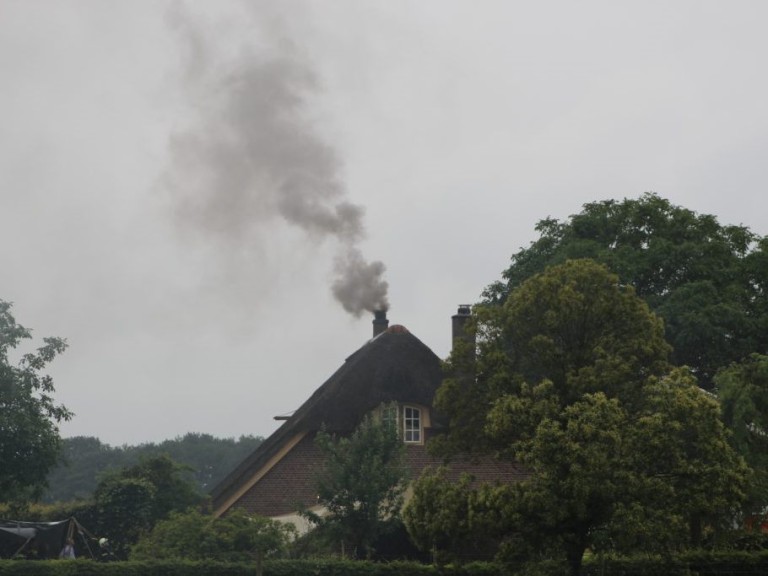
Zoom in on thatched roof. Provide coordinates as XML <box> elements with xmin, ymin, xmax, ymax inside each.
<box><xmin>210</xmin><ymin>325</ymin><xmax>443</xmax><ymax>510</ymax></box>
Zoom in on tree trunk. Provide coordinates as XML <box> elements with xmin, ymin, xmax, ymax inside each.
<box><xmin>689</xmin><ymin>512</ymin><xmax>703</xmax><ymax>548</ymax></box>
<box><xmin>564</xmin><ymin>536</ymin><xmax>586</xmax><ymax>576</ymax></box>
<box><xmin>255</xmin><ymin>549</ymin><xmax>263</xmax><ymax>576</ymax></box>
<box><xmin>566</xmin><ymin>547</ymin><xmax>584</xmax><ymax>576</ymax></box>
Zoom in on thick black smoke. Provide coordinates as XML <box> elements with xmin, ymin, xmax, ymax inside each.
<box><xmin>163</xmin><ymin>3</ymin><xmax>388</xmax><ymax>317</ymax></box>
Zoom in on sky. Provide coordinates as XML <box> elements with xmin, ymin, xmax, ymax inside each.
<box><xmin>2</xmin><ymin>1</ymin><xmax>767</xmax><ymax>446</ymax></box>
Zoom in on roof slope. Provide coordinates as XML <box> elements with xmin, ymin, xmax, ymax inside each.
<box><xmin>210</xmin><ymin>325</ymin><xmax>443</xmax><ymax>510</ymax></box>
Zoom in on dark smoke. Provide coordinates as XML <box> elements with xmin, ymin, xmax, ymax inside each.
<box><xmin>163</xmin><ymin>3</ymin><xmax>388</xmax><ymax>317</ymax></box>
<box><xmin>333</xmin><ymin>248</ymin><xmax>389</xmax><ymax>317</ymax></box>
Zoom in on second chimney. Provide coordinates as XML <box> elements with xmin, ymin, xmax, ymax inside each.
<box><xmin>452</xmin><ymin>305</ymin><xmax>472</xmax><ymax>345</ymax></box>
<box><xmin>372</xmin><ymin>309</ymin><xmax>389</xmax><ymax>337</ymax></box>
<box><xmin>452</xmin><ymin>304</ymin><xmax>476</xmax><ymax>358</ymax></box>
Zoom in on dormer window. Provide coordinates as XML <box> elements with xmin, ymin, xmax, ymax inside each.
<box><xmin>403</xmin><ymin>406</ymin><xmax>422</xmax><ymax>443</ymax></box>
<box><xmin>377</xmin><ymin>403</ymin><xmax>425</xmax><ymax>445</ymax></box>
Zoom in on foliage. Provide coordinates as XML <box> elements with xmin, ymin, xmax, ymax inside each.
<box><xmin>403</xmin><ymin>469</ymin><xmax>490</xmax><ymax>564</ymax></box>
<box><xmin>292</xmin><ymin>517</ymin><xmax>425</xmax><ymax>562</ymax></box>
<box><xmin>483</xmin><ymin>193</ymin><xmax>768</xmax><ymax>389</ymax></box>
<box><xmin>563</xmin><ymin>370</ymin><xmax>745</xmax><ymax>552</ymax></box>
<box><xmin>434</xmin><ymin>258</ymin><xmax>670</xmax><ymax>458</ymax></box>
<box><xmin>44</xmin><ymin>436</ymin><xmax>118</xmax><ymax>502</ymax></box>
<box><xmin>130</xmin><ymin>508</ymin><xmax>295</xmax><ymax>562</ymax></box>
<box><xmin>715</xmin><ymin>354</ymin><xmax>768</xmax><ymax>521</ymax></box>
<box><xmin>94</xmin><ymin>476</ymin><xmax>157</xmax><ymax>557</ymax></box>
<box><xmin>0</xmin><ymin>558</ymin><xmax>483</xmax><ymax>576</ymax></box>
<box><xmin>579</xmin><ymin>550</ymin><xmax>768</xmax><ymax>576</ymax></box>
<box><xmin>2</xmin><ymin>555</ymin><xmax>768</xmax><ymax>576</ymax></box>
<box><xmin>43</xmin><ymin>433</ymin><xmax>264</xmax><ymax>502</ymax></box>
<box><xmin>0</xmin><ymin>299</ymin><xmax>72</xmax><ymax>505</ymax></box>
<box><xmin>93</xmin><ymin>455</ymin><xmax>204</xmax><ymax>558</ymax></box>
<box><xmin>303</xmin><ymin>412</ymin><xmax>408</xmax><ymax>559</ymax></box>
<box><xmin>435</xmin><ymin>260</ymin><xmax>748</xmax><ymax>576</ymax></box>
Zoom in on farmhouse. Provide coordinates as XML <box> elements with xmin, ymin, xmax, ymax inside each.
<box><xmin>210</xmin><ymin>307</ymin><xmax>525</xmax><ymax>530</ymax></box>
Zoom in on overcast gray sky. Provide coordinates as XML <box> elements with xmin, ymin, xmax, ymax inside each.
<box><xmin>2</xmin><ymin>1</ymin><xmax>767</xmax><ymax>446</ymax></box>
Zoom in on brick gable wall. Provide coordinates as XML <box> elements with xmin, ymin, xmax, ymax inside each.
<box><xmin>237</xmin><ymin>433</ymin><xmax>323</xmax><ymax>517</ymax></box>
<box><xmin>233</xmin><ymin>428</ymin><xmax>528</xmax><ymax>518</ymax></box>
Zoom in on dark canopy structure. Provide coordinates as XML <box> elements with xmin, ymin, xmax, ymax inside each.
<box><xmin>0</xmin><ymin>518</ymin><xmax>93</xmax><ymax>559</ymax></box>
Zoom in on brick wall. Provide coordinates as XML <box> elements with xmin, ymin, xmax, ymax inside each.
<box><xmin>234</xmin><ymin>429</ymin><xmax>527</xmax><ymax>518</ymax></box>
<box><xmin>237</xmin><ymin>433</ymin><xmax>323</xmax><ymax>517</ymax></box>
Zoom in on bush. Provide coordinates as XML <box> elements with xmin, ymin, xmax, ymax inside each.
<box><xmin>1</xmin><ymin>552</ymin><xmax>768</xmax><ymax>576</ymax></box>
<box><xmin>130</xmin><ymin>509</ymin><xmax>295</xmax><ymax>561</ymax></box>
<box><xmin>581</xmin><ymin>550</ymin><xmax>768</xmax><ymax>576</ymax></box>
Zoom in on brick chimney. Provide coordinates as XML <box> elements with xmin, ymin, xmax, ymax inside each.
<box><xmin>452</xmin><ymin>304</ymin><xmax>473</xmax><ymax>350</ymax></box>
<box><xmin>372</xmin><ymin>309</ymin><xmax>389</xmax><ymax>337</ymax></box>
<box><xmin>451</xmin><ymin>305</ymin><xmax>476</xmax><ymax>382</ymax></box>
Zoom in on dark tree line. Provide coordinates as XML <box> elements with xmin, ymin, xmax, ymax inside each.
<box><xmin>43</xmin><ymin>433</ymin><xmax>263</xmax><ymax>503</ymax></box>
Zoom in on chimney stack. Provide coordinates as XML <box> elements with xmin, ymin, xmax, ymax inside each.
<box><xmin>372</xmin><ymin>309</ymin><xmax>389</xmax><ymax>337</ymax></box>
<box><xmin>452</xmin><ymin>304</ymin><xmax>472</xmax><ymax>348</ymax></box>
<box><xmin>451</xmin><ymin>305</ymin><xmax>476</xmax><ymax>380</ymax></box>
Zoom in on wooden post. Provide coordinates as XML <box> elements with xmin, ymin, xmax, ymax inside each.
<box><xmin>255</xmin><ymin>549</ymin><xmax>263</xmax><ymax>576</ymax></box>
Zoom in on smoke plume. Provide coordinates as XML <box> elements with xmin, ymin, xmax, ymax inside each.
<box><xmin>163</xmin><ymin>3</ymin><xmax>388</xmax><ymax>317</ymax></box>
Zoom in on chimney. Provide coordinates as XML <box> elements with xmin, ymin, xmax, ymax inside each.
<box><xmin>451</xmin><ymin>304</ymin><xmax>476</xmax><ymax>381</ymax></box>
<box><xmin>372</xmin><ymin>309</ymin><xmax>389</xmax><ymax>337</ymax></box>
<box><xmin>452</xmin><ymin>304</ymin><xmax>472</xmax><ymax>349</ymax></box>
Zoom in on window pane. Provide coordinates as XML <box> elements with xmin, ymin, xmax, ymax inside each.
<box><xmin>403</xmin><ymin>406</ymin><xmax>421</xmax><ymax>443</ymax></box>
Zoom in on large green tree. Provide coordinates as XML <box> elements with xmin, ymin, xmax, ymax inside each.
<box><xmin>715</xmin><ymin>354</ymin><xmax>768</xmax><ymax>523</ymax></box>
<box><xmin>435</xmin><ymin>260</ymin><xmax>747</xmax><ymax>576</ymax></box>
<box><xmin>403</xmin><ymin>469</ymin><xmax>498</xmax><ymax>564</ymax></box>
<box><xmin>93</xmin><ymin>454</ymin><xmax>204</xmax><ymax>557</ymax></box>
<box><xmin>0</xmin><ymin>299</ymin><xmax>72</xmax><ymax>504</ymax></box>
<box><xmin>483</xmin><ymin>193</ymin><xmax>768</xmax><ymax>389</ymax></box>
<box><xmin>303</xmin><ymin>412</ymin><xmax>408</xmax><ymax>559</ymax></box>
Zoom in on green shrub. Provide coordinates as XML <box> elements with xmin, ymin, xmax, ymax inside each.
<box><xmin>2</xmin><ymin>553</ymin><xmax>768</xmax><ymax>576</ymax></box>
<box><xmin>130</xmin><ymin>509</ymin><xmax>295</xmax><ymax>561</ymax></box>
<box><xmin>581</xmin><ymin>550</ymin><xmax>768</xmax><ymax>576</ymax></box>
<box><xmin>682</xmin><ymin>550</ymin><xmax>768</xmax><ymax>576</ymax></box>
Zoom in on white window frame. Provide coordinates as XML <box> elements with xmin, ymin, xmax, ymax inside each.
<box><xmin>403</xmin><ymin>405</ymin><xmax>422</xmax><ymax>444</ymax></box>
<box><xmin>377</xmin><ymin>403</ymin><xmax>425</xmax><ymax>445</ymax></box>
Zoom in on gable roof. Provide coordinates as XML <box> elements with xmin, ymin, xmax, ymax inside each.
<box><xmin>210</xmin><ymin>325</ymin><xmax>443</xmax><ymax>512</ymax></box>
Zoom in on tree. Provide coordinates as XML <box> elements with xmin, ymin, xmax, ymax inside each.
<box><xmin>130</xmin><ymin>508</ymin><xmax>295</xmax><ymax>562</ymax></box>
<box><xmin>483</xmin><ymin>193</ymin><xmax>768</xmax><ymax>389</ymax></box>
<box><xmin>715</xmin><ymin>354</ymin><xmax>768</xmax><ymax>523</ymax></box>
<box><xmin>618</xmin><ymin>369</ymin><xmax>749</xmax><ymax>548</ymax></box>
<box><xmin>303</xmin><ymin>412</ymin><xmax>408</xmax><ymax>559</ymax></box>
<box><xmin>0</xmin><ymin>299</ymin><xmax>72</xmax><ymax>504</ymax></box>
<box><xmin>94</xmin><ymin>476</ymin><xmax>157</xmax><ymax>557</ymax></box>
<box><xmin>43</xmin><ymin>436</ymin><xmax>119</xmax><ymax>502</ymax></box>
<box><xmin>94</xmin><ymin>454</ymin><xmax>204</xmax><ymax>557</ymax></box>
<box><xmin>149</xmin><ymin>433</ymin><xmax>264</xmax><ymax>492</ymax></box>
<box><xmin>43</xmin><ymin>433</ymin><xmax>264</xmax><ymax>502</ymax></box>
<box><xmin>435</xmin><ymin>260</ymin><xmax>747</xmax><ymax>576</ymax></box>
<box><xmin>435</xmin><ymin>258</ymin><xmax>670</xmax><ymax>458</ymax></box>
<box><xmin>403</xmin><ymin>469</ymin><xmax>492</xmax><ymax>564</ymax></box>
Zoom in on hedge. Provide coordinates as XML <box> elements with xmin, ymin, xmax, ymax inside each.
<box><xmin>0</xmin><ymin>552</ymin><xmax>767</xmax><ymax>576</ymax></box>
<box><xmin>0</xmin><ymin>559</ymin><xmax>476</xmax><ymax>576</ymax></box>
<box><xmin>582</xmin><ymin>550</ymin><xmax>768</xmax><ymax>576</ymax></box>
